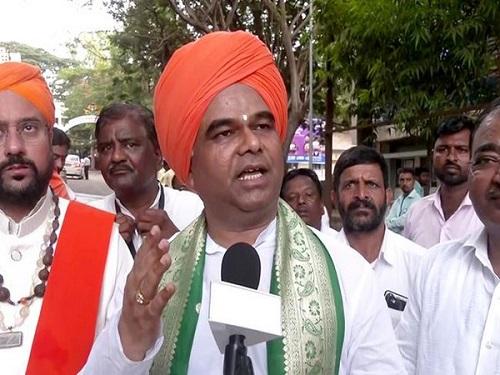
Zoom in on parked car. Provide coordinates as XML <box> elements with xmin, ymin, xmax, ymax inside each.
<box><xmin>63</xmin><ymin>154</ymin><xmax>84</xmax><ymax>179</ymax></box>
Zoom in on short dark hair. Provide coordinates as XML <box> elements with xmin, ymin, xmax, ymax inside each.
<box><xmin>52</xmin><ymin>127</ymin><xmax>71</xmax><ymax>148</ymax></box>
<box><xmin>414</xmin><ymin>166</ymin><xmax>429</xmax><ymax>177</ymax></box>
<box><xmin>95</xmin><ymin>103</ymin><xmax>158</xmax><ymax>148</ymax></box>
<box><xmin>397</xmin><ymin>167</ymin><xmax>415</xmax><ymax>177</ymax></box>
<box><xmin>333</xmin><ymin>145</ymin><xmax>388</xmax><ymax>192</ymax></box>
<box><xmin>434</xmin><ymin>116</ymin><xmax>475</xmax><ymax>148</ymax></box>
<box><xmin>280</xmin><ymin>168</ymin><xmax>322</xmax><ymax>198</ymax></box>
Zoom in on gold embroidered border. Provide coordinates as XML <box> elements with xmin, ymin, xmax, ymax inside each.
<box><xmin>150</xmin><ymin>218</ymin><xmax>206</xmax><ymax>374</ymax></box>
<box><xmin>277</xmin><ymin>201</ymin><xmax>337</xmax><ymax>374</ymax></box>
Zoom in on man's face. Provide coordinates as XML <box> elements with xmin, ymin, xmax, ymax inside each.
<box><xmin>96</xmin><ymin>116</ymin><xmax>162</xmax><ymax>196</ymax></box>
<box><xmin>433</xmin><ymin>129</ymin><xmax>471</xmax><ymax>186</ymax></box>
<box><xmin>332</xmin><ymin>163</ymin><xmax>388</xmax><ymax>233</ymax></box>
<box><xmin>0</xmin><ymin>91</ymin><xmax>53</xmax><ymax>207</ymax></box>
<box><xmin>188</xmin><ymin>84</ymin><xmax>284</xmax><ymax>217</ymax></box>
<box><xmin>52</xmin><ymin>144</ymin><xmax>69</xmax><ymax>173</ymax></box>
<box><xmin>282</xmin><ymin>175</ymin><xmax>323</xmax><ymax>230</ymax></box>
<box><xmin>469</xmin><ymin>115</ymin><xmax>500</xmax><ymax>229</ymax></box>
<box><xmin>399</xmin><ymin>172</ymin><xmax>415</xmax><ymax>194</ymax></box>
<box><xmin>418</xmin><ymin>171</ymin><xmax>431</xmax><ymax>186</ymax></box>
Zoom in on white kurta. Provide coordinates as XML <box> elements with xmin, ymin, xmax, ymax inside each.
<box><xmin>85</xmin><ymin>220</ymin><xmax>406</xmax><ymax>374</ymax></box>
<box><xmin>335</xmin><ymin>227</ymin><xmax>424</xmax><ymax>327</ymax></box>
<box><xmin>0</xmin><ymin>192</ymin><xmax>137</xmax><ymax>374</ymax></box>
<box><xmin>90</xmin><ymin>185</ymin><xmax>204</xmax><ymax>250</ymax></box>
<box><xmin>320</xmin><ymin>221</ymin><xmax>338</xmax><ymax>237</ymax></box>
<box><xmin>396</xmin><ymin>228</ymin><xmax>500</xmax><ymax>374</ymax></box>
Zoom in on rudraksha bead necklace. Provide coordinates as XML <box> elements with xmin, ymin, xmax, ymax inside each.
<box><xmin>0</xmin><ymin>192</ymin><xmax>60</xmax><ymax>331</ymax></box>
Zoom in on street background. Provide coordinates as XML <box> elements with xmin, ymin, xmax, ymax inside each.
<box><xmin>66</xmin><ymin>169</ymin><xmax>111</xmax><ymax>199</ymax></box>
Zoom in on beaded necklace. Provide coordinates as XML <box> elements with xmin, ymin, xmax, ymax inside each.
<box><xmin>0</xmin><ymin>192</ymin><xmax>60</xmax><ymax>337</ymax></box>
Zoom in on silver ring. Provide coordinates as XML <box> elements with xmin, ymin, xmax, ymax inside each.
<box><xmin>135</xmin><ymin>290</ymin><xmax>149</xmax><ymax>305</ymax></box>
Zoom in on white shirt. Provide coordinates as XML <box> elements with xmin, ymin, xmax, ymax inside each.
<box><xmin>90</xmin><ymin>185</ymin><xmax>204</xmax><ymax>250</ymax></box>
<box><xmin>321</xmin><ymin>221</ymin><xmax>338</xmax><ymax>237</ymax></box>
<box><xmin>402</xmin><ymin>190</ymin><xmax>483</xmax><ymax>248</ymax></box>
<box><xmin>86</xmin><ymin>220</ymin><xmax>406</xmax><ymax>374</ymax></box>
<box><xmin>335</xmin><ymin>227</ymin><xmax>424</xmax><ymax>327</ymax></box>
<box><xmin>0</xmin><ymin>192</ymin><xmax>136</xmax><ymax>375</ymax></box>
<box><xmin>396</xmin><ymin>228</ymin><xmax>500</xmax><ymax>374</ymax></box>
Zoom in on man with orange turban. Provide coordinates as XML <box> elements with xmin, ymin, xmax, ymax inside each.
<box><xmin>0</xmin><ymin>62</ymin><xmax>138</xmax><ymax>374</ymax></box>
<box><xmin>86</xmin><ymin>31</ymin><xmax>404</xmax><ymax>374</ymax></box>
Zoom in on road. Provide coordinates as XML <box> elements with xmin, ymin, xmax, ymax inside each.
<box><xmin>66</xmin><ymin>169</ymin><xmax>112</xmax><ymax>199</ymax></box>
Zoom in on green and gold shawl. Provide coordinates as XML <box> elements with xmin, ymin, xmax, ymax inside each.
<box><xmin>151</xmin><ymin>200</ymin><xmax>344</xmax><ymax>374</ymax></box>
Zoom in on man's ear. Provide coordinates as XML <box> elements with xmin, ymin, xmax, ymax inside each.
<box><xmin>47</xmin><ymin>128</ymin><xmax>53</xmax><ymax>144</ymax></box>
<box><xmin>330</xmin><ymin>190</ymin><xmax>338</xmax><ymax>209</ymax></box>
<box><xmin>94</xmin><ymin>154</ymin><xmax>101</xmax><ymax>171</ymax></box>
<box><xmin>154</xmin><ymin>146</ymin><xmax>163</xmax><ymax>171</ymax></box>
<box><xmin>385</xmin><ymin>188</ymin><xmax>393</xmax><ymax>205</ymax></box>
<box><xmin>185</xmin><ymin>166</ymin><xmax>197</xmax><ymax>193</ymax></box>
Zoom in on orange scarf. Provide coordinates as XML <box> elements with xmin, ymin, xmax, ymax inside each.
<box><xmin>26</xmin><ymin>201</ymin><xmax>115</xmax><ymax>374</ymax></box>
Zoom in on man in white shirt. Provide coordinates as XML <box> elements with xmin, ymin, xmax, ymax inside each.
<box><xmin>90</xmin><ymin>103</ymin><xmax>203</xmax><ymax>257</ymax></box>
<box><xmin>331</xmin><ymin>146</ymin><xmax>423</xmax><ymax>327</ymax></box>
<box><xmin>85</xmin><ymin>31</ymin><xmax>404</xmax><ymax>374</ymax></box>
<box><xmin>386</xmin><ymin>167</ymin><xmax>421</xmax><ymax>234</ymax></box>
<box><xmin>403</xmin><ymin>116</ymin><xmax>483</xmax><ymax>247</ymax></box>
<box><xmin>82</xmin><ymin>155</ymin><xmax>91</xmax><ymax>180</ymax></box>
<box><xmin>280</xmin><ymin>167</ymin><xmax>337</xmax><ymax>236</ymax></box>
<box><xmin>0</xmin><ymin>62</ymin><xmax>133</xmax><ymax>374</ymax></box>
<box><xmin>396</xmin><ymin>99</ymin><xmax>500</xmax><ymax>374</ymax></box>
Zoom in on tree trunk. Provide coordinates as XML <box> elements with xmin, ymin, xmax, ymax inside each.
<box><xmin>283</xmin><ymin>108</ymin><xmax>303</xmax><ymax>159</ymax></box>
<box><xmin>324</xmin><ymin>72</ymin><xmax>334</xmax><ymax>226</ymax></box>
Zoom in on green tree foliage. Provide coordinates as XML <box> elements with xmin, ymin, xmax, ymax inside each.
<box><xmin>0</xmin><ymin>41</ymin><xmax>73</xmax><ymax>73</ymax></box>
<box><xmin>106</xmin><ymin>0</ymin><xmax>191</xmax><ymax>93</ymax></box>
<box><xmin>55</xmin><ymin>33</ymin><xmax>121</xmax><ymax>120</ymax></box>
<box><xmin>67</xmin><ymin>123</ymin><xmax>94</xmax><ymax>157</ymax></box>
<box><xmin>316</xmin><ymin>0</ymin><xmax>500</xmax><ymax>137</ymax></box>
<box><xmin>58</xmin><ymin>1</ymin><xmax>191</xmax><ymax>121</ymax></box>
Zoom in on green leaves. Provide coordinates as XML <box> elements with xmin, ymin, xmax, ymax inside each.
<box><xmin>316</xmin><ymin>0</ymin><xmax>499</xmax><ymax>136</ymax></box>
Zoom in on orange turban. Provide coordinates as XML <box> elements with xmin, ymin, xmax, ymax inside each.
<box><xmin>0</xmin><ymin>62</ymin><xmax>55</xmax><ymax>126</ymax></box>
<box><xmin>154</xmin><ymin>31</ymin><xmax>288</xmax><ymax>183</ymax></box>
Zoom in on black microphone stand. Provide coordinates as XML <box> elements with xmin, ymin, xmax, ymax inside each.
<box><xmin>223</xmin><ymin>335</ymin><xmax>254</xmax><ymax>375</ymax></box>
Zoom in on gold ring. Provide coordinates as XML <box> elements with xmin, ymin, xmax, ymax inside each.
<box><xmin>135</xmin><ymin>290</ymin><xmax>149</xmax><ymax>305</ymax></box>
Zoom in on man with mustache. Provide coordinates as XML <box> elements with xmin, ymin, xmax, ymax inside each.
<box><xmin>403</xmin><ymin>116</ymin><xmax>483</xmax><ymax>247</ymax></box>
<box><xmin>397</xmin><ymin>100</ymin><xmax>500</xmax><ymax>374</ymax></box>
<box><xmin>91</xmin><ymin>103</ymin><xmax>203</xmax><ymax>257</ymax></box>
<box><xmin>331</xmin><ymin>146</ymin><xmax>424</xmax><ymax>327</ymax></box>
<box><xmin>0</xmin><ymin>62</ymin><xmax>134</xmax><ymax>374</ymax></box>
<box><xmin>84</xmin><ymin>31</ymin><xmax>404</xmax><ymax>374</ymax></box>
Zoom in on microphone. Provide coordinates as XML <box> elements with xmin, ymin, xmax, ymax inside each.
<box><xmin>221</xmin><ymin>243</ymin><xmax>260</xmax><ymax>375</ymax></box>
<box><xmin>221</xmin><ymin>242</ymin><xmax>261</xmax><ymax>289</ymax></box>
<box><xmin>208</xmin><ymin>243</ymin><xmax>282</xmax><ymax>375</ymax></box>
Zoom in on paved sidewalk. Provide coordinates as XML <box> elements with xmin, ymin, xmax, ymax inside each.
<box><xmin>66</xmin><ymin>169</ymin><xmax>112</xmax><ymax>197</ymax></box>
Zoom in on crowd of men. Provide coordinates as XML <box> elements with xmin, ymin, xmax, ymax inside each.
<box><xmin>0</xmin><ymin>30</ymin><xmax>499</xmax><ymax>374</ymax></box>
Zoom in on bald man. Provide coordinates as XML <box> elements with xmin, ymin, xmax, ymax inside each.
<box><xmin>0</xmin><ymin>62</ymin><xmax>132</xmax><ymax>374</ymax></box>
<box><xmin>86</xmin><ymin>31</ymin><xmax>403</xmax><ymax>375</ymax></box>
